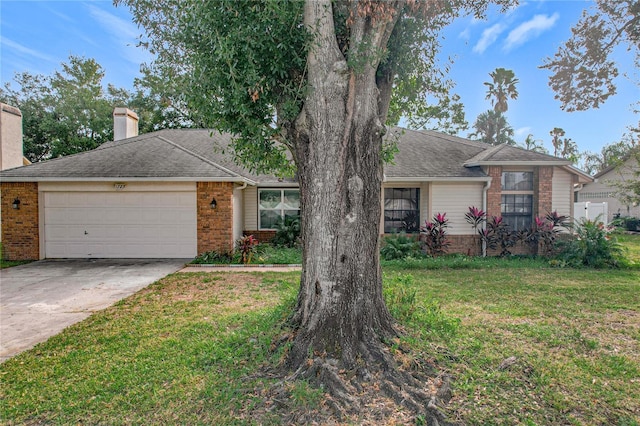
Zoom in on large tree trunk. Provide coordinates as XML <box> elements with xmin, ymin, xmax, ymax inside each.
<box><xmin>277</xmin><ymin>2</ymin><xmax>453</xmax><ymax>422</ymax></box>
<box><xmin>288</xmin><ymin>0</ymin><xmax>397</xmax><ymax>374</ymax></box>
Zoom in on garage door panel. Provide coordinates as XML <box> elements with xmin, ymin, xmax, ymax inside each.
<box><xmin>45</xmin><ymin>225</ymin><xmax>81</xmax><ymax>240</ymax></box>
<box><xmin>44</xmin><ymin>191</ymin><xmax>197</xmax><ymax>258</ymax></box>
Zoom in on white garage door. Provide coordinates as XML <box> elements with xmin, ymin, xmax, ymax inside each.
<box><xmin>44</xmin><ymin>191</ymin><xmax>197</xmax><ymax>258</ymax></box>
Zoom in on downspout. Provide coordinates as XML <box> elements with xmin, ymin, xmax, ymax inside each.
<box><xmin>234</xmin><ymin>181</ymin><xmax>249</xmax><ymax>247</ymax></box>
<box><xmin>482</xmin><ymin>179</ymin><xmax>491</xmax><ymax>257</ymax></box>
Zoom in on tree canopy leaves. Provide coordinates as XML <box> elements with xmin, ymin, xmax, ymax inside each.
<box><xmin>484</xmin><ymin>67</ymin><xmax>519</xmax><ymax>113</ymax></box>
<box><xmin>118</xmin><ymin>0</ymin><xmax>512</xmax><ymax>174</ymax></box>
<box><xmin>541</xmin><ymin>0</ymin><xmax>640</xmax><ymax>112</ymax></box>
<box><xmin>1</xmin><ymin>56</ymin><xmax>120</xmax><ymax>161</ymax></box>
<box><xmin>0</xmin><ymin>55</ymin><xmax>193</xmax><ymax>162</ymax></box>
<box><xmin>469</xmin><ymin>109</ymin><xmax>516</xmax><ymax>146</ymax></box>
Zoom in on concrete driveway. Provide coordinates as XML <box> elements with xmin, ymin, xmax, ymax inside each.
<box><xmin>0</xmin><ymin>259</ymin><xmax>188</xmax><ymax>362</ymax></box>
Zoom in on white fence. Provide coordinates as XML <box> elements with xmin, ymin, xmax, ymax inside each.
<box><xmin>574</xmin><ymin>201</ymin><xmax>608</xmax><ymax>225</ymax></box>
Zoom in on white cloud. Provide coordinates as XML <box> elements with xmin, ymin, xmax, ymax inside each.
<box><xmin>0</xmin><ymin>37</ymin><xmax>56</xmax><ymax>63</ymax></box>
<box><xmin>473</xmin><ymin>23</ymin><xmax>506</xmax><ymax>54</ymax></box>
<box><xmin>86</xmin><ymin>4</ymin><xmax>138</xmax><ymax>40</ymax></box>
<box><xmin>85</xmin><ymin>4</ymin><xmax>151</xmax><ymax>65</ymax></box>
<box><xmin>504</xmin><ymin>13</ymin><xmax>559</xmax><ymax>51</ymax></box>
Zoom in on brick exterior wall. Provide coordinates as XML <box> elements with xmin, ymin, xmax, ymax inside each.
<box><xmin>197</xmin><ymin>182</ymin><xmax>234</xmax><ymax>254</ymax></box>
<box><xmin>243</xmin><ymin>230</ymin><xmax>276</xmax><ymax>243</ymax></box>
<box><xmin>383</xmin><ymin>233</ymin><xmax>481</xmax><ymax>256</ymax></box>
<box><xmin>536</xmin><ymin>166</ymin><xmax>553</xmax><ymax>217</ymax></box>
<box><xmin>486</xmin><ymin>243</ymin><xmax>535</xmax><ymax>257</ymax></box>
<box><xmin>1</xmin><ymin>182</ymin><xmax>39</xmax><ymax>260</ymax></box>
<box><xmin>447</xmin><ymin>234</ymin><xmax>482</xmax><ymax>256</ymax></box>
<box><xmin>486</xmin><ymin>166</ymin><xmax>502</xmax><ymax>219</ymax></box>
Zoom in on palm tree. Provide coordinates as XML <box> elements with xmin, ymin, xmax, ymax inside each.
<box><xmin>484</xmin><ymin>68</ymin><xmax>519</xmax><ymax>113</ymax></box>
<box><xmin>550</xmin><ymin>127</ymin><xmax>566</xmax><ymax>157</ymax></box>
<box><xmin>522</xmin><ymin>134</ymin><xmax>548</xmax><ymax>154</ymax></box>
<box><xmin>550</xmin><ymin>127</ymin><xmax>580</xmax><ymax>163</ymax></box>
<box><xmin>469</xmin><ymin>109</ymin><xmax>516</xmax><ymax>146</ymax></box>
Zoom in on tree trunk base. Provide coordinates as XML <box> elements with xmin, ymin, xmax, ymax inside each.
<box><xmin>245</xmin><ymin>337</ymin><xmax>457</xmax><ymax>425</ymax></box>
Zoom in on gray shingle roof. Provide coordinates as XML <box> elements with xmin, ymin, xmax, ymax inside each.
<box><xmin>385</xmin><ymin>128</ymin><xmax>488</xmax><ymax>179</ymax></box>
<box><xmin>464</xmin><ymin>142</ymin><xmax>571</xmax><ymax>165</ymax></box>
<box><xmin>0</xmin><ymin>130</ymin><xmax>251</xmax><ymax>182</ymax></box>
<box><xmin>0</xmin><ymin>127</ymin><xmax>577</xmax><ymax>182</ymax></box>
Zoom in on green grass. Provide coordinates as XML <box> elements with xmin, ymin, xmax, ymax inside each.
<box><xmin>616</xmin><ymin>232</ymin><xmax>640</xmax><ymax>265</ymax></box>
<box><xmin>254</xmin><ymin>244</ymin><xmax>302</xmax><ymax>264</ymax></box>
<box><xmin>382</xmin><ymin>266</ymin><xmax>640</xmax><ymax>425</ymax></box>
<box><xmin>0</xmin><ymin>273</ymin><xmax>301</xmax><ymax>424</ymax></box>
<box><xmin>2</xmin><ymin>252</ymin><xmax>639</xmax><ymax>424</ymax></box>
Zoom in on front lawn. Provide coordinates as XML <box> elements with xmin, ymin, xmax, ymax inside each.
<box><xmin>1</xmin><ymin>263</ymin><xmax>638</xmax><ymax>424</ymax></box>
<box><xmin>616</xmin><ymin>232</ymin><xmax>640</xmax><ymax>264</ymax></box>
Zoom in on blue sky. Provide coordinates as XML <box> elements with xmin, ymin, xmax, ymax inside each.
<box><xmin>1</xmin><ymin>0</ymin><xmax>638</xmax><ymax>156</ymax></box>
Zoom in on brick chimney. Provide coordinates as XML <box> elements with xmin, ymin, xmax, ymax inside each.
<box><xmin>0</xmin><ymin>103</ymin><xmax>24</xmax><ymax>170</ymax></box>
<box><xmin>113</xmin><ymin>107</ymin><xmax>139</xmax><ymax>141</ymax></box>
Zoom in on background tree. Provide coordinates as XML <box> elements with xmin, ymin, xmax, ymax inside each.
<box><xmin>119</xmin><ymin>0</ymin><xmax>512</xmax><ymax>418</ymax></box>
<box><xmin>541</xmin><ymin>0</ymin><xmax>639</xmax><ymax>112</ymax></box>
<box><xmin>0</xmin><ymin>55</ymin><xmax>186</xmax><ymax>162</ymax></box>
<box><xmin>47</xmin><ymin>56</ymin><xmax>117</xmax><ymax>157</ymax></box>
<box><xmin>484</xmin><ymin>67</ymin><xmax>519</xmax><ymax>112</ymax></box>
<box><xmin>550</xmin><ymin>127</ymin><xmax>565</xmax><ymax>156</ymax></box>
<box><xmin>581</xmin><ymin>135</ymin><xmax>637</xmax><ymax>175</ymax></box>
<box><xmin>129</xmin><ymin>64</ymin><xmax>203</xmax><ymax>133</ymax></box>
<box><xmin>520</xmin><ymin>134</ymin><xmax>548</xmax><ymax>154</ymax></box>
<box><xmin>469</xmin><ymin>67</ymin><xmax>518</xmax><ymax>145</ymax></box>
<box><xmin>469</xmin><ymin>109</ymin><xmax>516</xmax><ymax>145</ymax></box>
<box><xmin>611</xmin><ymin>148</ymin><xmax>640</xmax><ymax>206</ymax></box>
<box><xmin>550</xmin><ymin>127</ymin><xmax>580</xmax><ymax>163</ymax></box>
<box><xmin>1</xmin><ymin>56</ymin><xmax>118</xmax><ymax>160</ymax></box>
<box><xmin>1</xmin><ymin>72</ymin><xmax>57</xmax><ymax>162</ymax></box>
<box><xmin>386</xmin><ymin>60</ymin><xmax>468</xmax><ymax>134</ymax></box>
<box><xmin>394</xmin><ymin>92</ymin><xmax>469</xmax><ymax>135</ymax></box>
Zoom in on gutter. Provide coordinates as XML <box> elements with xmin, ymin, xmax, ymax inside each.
<box><xmin>383</xmin><ymin>176</ymin><xmax>492</xmax><ymax>183</ymax></box>
<box><xmin>0</xmin><ymin>176</ymin><xmax>258</xmax><ymax>184</ymax></box>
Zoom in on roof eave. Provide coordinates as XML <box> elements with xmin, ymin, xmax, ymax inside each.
<box><xmin>562</xmin><ymin>165</ymin><xmax>593</xmax><ymax>184</ymax></box>
<box><xmin>383</xmin><ymin>176</ymin><xmax>491</xmax><ymax>183</ymax></box>
<box><xmin>463</xmin><ymin>160</ymin><xmax>571</xmax><ymax>167</ymax></box>
<box><xmin>0</xmin><ymin>176</ymin><xmax>258</xmax><ymax>185</ymax></box>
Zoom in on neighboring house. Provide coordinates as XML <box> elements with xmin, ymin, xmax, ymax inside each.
<box><xmin>576</xmin><ymin>153</ymin><xmax>640</xmax><ymax>222</ymax></box>
<box><xmin>0</xmin><ymin>108</ymin><xmax>592</xmax><ymax>260</ymax></box>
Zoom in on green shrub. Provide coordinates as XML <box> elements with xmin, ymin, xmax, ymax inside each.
<box><xmin>420</xmin><ymin>213</ymin><xmax>450</xmax><ymax>256</ymax></box>
<box><xmin>192</xmin><ymin>250</ymin><xmax>236</xmax><ymax>264</ymax></box>
<box><xmin>380</xmin><ymin>232</ymin><xmax>422</xmax><ymax>260</ymax></box>
<box><xmin>624</xmin><ymin>217</ymin><xmax>640</xmax><ymax>232</ymax></box>
<box><xmin>237</xmin><ymin>235</ymin><xmax>259</xmax><ymax>264</ymax></box>
<box><xmin>555</xmin><ymin>219</ymin><xmax>625</xmax><ymax>268</ymax></box>
<box><xmin>270</xmin><ymin>216</ymin><xmax>301</xmax><ymax>248</ymax></box>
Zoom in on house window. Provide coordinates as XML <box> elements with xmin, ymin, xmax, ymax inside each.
<box><xmin>501</xmin><ymin>172</ymin><xmax>533</xmax><ymax>231</ymax></box>
<box><xmin>502</xmin><ymin>171</ymin><xmax>533</xmax><ymax>191</ymax></box>
<box><xmin>384</xmin><ymin>188</ymin><xmax>420</xmax><ymax>233</ymax></box>
<box><xmin>258</xmin><ymin>189</ymin><xmax>300</xmax><ymax>230</ymax></box>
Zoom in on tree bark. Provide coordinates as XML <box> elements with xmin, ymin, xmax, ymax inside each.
<box><xmin>287</xmin><ymin>0</ymin><xmax>398</xmax><ymax>374</ymax></box>
<box><xmin>274</xmin><ymin>4</ymin><xmax>453</xmax><ymax>423</ymax></box>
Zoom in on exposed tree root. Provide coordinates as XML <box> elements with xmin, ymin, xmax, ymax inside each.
<box><xmin>244</xmin><ymin>338</ymin><xmax>457</xmax><ymax>425</ymax></box>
